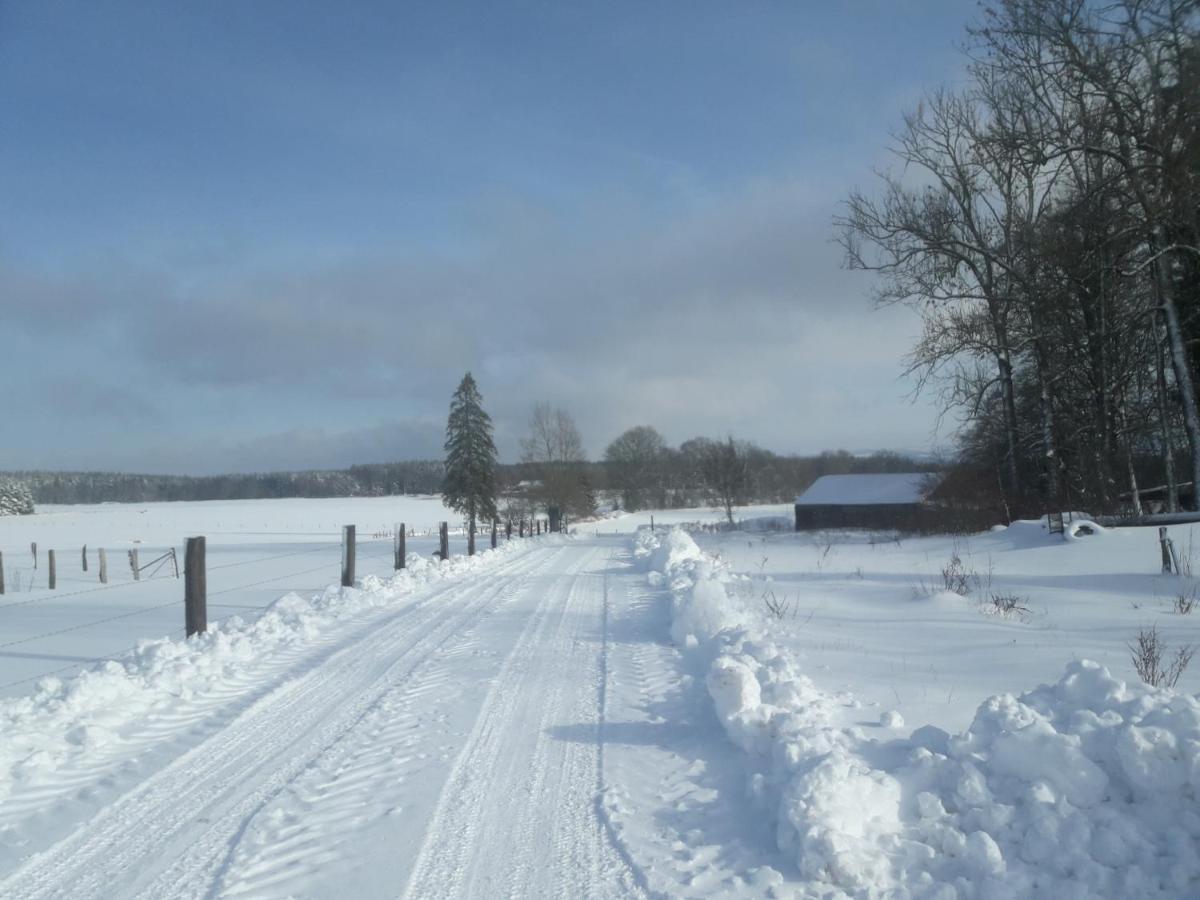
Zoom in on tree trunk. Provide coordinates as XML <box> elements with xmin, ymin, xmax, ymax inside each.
<box><xmin>1155</xmin><ymin>239</ymin><xmax>1200</xmax><ymax>510</ymax></box>
<box><xmin>1077</xmin><ymin>284</ymin><xmax>1112</xmax><ymax>508</ymax></box>
<box><xmin>997</xmin><ymin>351</ymin><xmax>1021</xmax><ymax>500</ymax></box>
<box><xmin>1156</xmin><ymin>316</ymin><xmax>1180</xmax><ymax>512</ymax></box>
<box><xmin>1126</xmin><ymin>444</ymin><xmax>1144</xmax><ymax>517</ymax></box>
<box><xmin>1119</xmin><ymin>403</ymin><xmax>1144</xmax><ymax>517</ymax></box>
<box><xmin>1031</xmin><ymin>335</ymin><xmax>1060</xmax><ymax>504</ymax></box>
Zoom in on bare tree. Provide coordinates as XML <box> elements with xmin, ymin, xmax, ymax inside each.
<box><xmin>520</xmin><ymin>403</ymin><xmax>593</xmax><ymax>524</ymax></box>
<box><xmin>521</xmin><ymin>403</ymin><xmax>585</xmax><ymax>467</ymax></box>
<box><xmin>842</xmin><ymin>0</ymin><xmax>1200</xmax><ymax>514</ymax></box>
<box><xmin>699</xmin><ymin>436</ymin><xmax>749</xmax><ymax>526</ymax></box>
<box><xmin>974</xmin><ymin>0</ymin><xmax>1200</xmax><ymax>506</ymax></box>
<box><xmin>839</xmin><ymin>90</ymin><xmax>1031</xmax><ymax>499</ymax></box>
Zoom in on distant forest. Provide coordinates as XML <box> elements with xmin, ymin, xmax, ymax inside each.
<box><xmin>5</xmin><ymin>450</ymin><xmax>937</xmax><ymax>508</ymax></box>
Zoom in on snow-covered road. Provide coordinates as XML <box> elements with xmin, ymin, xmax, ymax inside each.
<box><xmin>0</xmin><ymin>535</ymin><xmax>742</xmax><ymax>899</ymax></box>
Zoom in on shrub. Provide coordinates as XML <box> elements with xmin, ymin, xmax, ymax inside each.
<box><xmin>762</xmin><ymin>589</ymin><xmax>791</xmax><ymax>620</ymax></box>
<box><xmin>939</xmin><ymin>543</ymin><xmax>992</xmax><ymax>596</ymax></box>
<box><xmin>986</xmin><ymin>593</ymin><xmax>1031</xmax><ymax>619</ymax></box>
<box><xmin>1129</xmin><ymin>626</ymin><xmax>1195</xmax><ymax>689</ymax></box>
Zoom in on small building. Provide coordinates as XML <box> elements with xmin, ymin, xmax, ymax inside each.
<box><xmin>794</xmin><ymin>473</ymin><xmax>938</xmax><ymax>531</ymax></box>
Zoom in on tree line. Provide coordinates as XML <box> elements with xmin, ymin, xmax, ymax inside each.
<box><xmin>4</xmin><ymin>462</ymin><xmax>445</xmax><ymax>506</ymax></box>
<box><xmin>442</xmin><ymin>375</ymin><xmax>941</xmax><ymax>542</ymax></box>
<box><xmin>1</xmin><ymin>418</ymin><xmax>933</xmax><ymax>518</ymax></box>
<box><xmin>840</xmin><ymin>0</ymin><xmax>1200</xmax><ymax>515</ymax></box>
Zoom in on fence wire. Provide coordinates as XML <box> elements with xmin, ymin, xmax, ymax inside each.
<box><xmin>0</xmin><ymin>528</ymin><xmax>478</xmax><ymax>694</ymax></box>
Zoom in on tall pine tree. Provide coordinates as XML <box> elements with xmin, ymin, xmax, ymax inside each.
<box><xmin>443</xmin><ymin>373</ymin><xmax>498</xmax><ymax>555</ymax></box>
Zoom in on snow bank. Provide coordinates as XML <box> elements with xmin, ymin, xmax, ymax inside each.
<box><xmin>635</xmin><ymin>528</ymin><xmax>1200</xmax><ymax>897</ymax></box>
<box><xmin>1065</xmin><ymin>518</ymin><xmax>1108</xmax><ymax>541</ymax></box>
<box><xmin>0</xmin><ymin>539</ymin><xmax>549</xmax><ymax>807</ymax></box>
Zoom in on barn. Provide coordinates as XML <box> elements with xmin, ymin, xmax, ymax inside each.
<box><xmin>793</xmin><ymin>473</ymin><xmax>939</xmax><ymax>531</ymax></box>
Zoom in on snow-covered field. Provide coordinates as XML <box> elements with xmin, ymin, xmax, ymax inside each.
<box><xmin>636</xmin><ymin>516</ymin><xmax>1200</xmax><ymax>897</ymax></box>
<box><xmin>688</xmin><ymin>508</ymin><xmax>1200</xmax><ymax>731</ymax></box>
<box><xmin>0</xmin><ymin>496</ymin><xmax>459</xmax><ymax>695</ymax></box>
<box><xmin>0</xmin><ymin>498</ymin><xmax>1198</xmax><ymax>898</ymax></box>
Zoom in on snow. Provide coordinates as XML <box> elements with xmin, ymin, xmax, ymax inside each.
<box><xmin>794</xmin><ymin>473</ymin><xmax>936</xmax><ymax>506</ymax></box>
<box><xmin>637</xmin><ymin>525</ymin><xmax>1200</xmax><ymax>897</ymax></box>
<box><xmin>2</xmin><ymin>496</ymin><xmax>1200</xmax><ymax>897</ymax></box>
<box><xmin>0</xmin><ymin>495</ymin><xmax>463</xmax><ymax>694</ymax></box>
<box><xmin>0</xmin><ymin>537</ymin><xmax>548</xmax><ymax>861</ymax></box>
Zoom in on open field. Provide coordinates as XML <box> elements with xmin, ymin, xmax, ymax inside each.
<box><xmin>0</xmin><ymin>496</ymin><xmax>460</xmax><ymax>695</ymax></box>
<box><xmin>689</xmin><ymin>515</ymin><xmax>1200</xmax><ymax>732</ymax></box>
<box><xmin>0</xmin><ymin>495</ymin><xmax>743</xmax><ymax>700</ymax></box>
<box><xmin>6</xmin><ymin>496</ymin><xmax>1197</xmax><ymax>716</ymax></box>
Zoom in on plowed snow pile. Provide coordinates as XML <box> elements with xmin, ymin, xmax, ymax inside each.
<box><xmin>636</xmin><ymin>527</ymin><xmax>1200</xmax><ymax>898</ymax></box>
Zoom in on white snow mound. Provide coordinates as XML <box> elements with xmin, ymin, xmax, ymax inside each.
<box><xmin>634</xmin><ymin>527</ymin><xmax>1200</xmax><ymax>898</ymax></box>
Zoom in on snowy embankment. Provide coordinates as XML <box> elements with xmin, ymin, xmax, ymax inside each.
<box><xmin>636</xmin><ymin>527</ymin><xmax>1200</xmax><ymax>898</ymax></box>
<box><xmin>0</xmin><ymin>538</ymin><xmax>545</xmax><ymax>811</ymax></box>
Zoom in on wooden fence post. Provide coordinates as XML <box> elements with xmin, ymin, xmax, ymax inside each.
<box><xmin>491</xmin><ymin>520</ymin><xmax>497</xmax><ymax>549</ymax></box>
<box><xmin>185</xmin><ymin>536</ymin><xmax>207</xmax><ymax>637</ymax></box>
<box><xmin>31</xmin><ymin>542</ymin><xmax>37</xmax><ymax>569</ymax></box>
<box><xmin>395</xmin><ymin>522</ymin><xmax>406</xmax><ymax>570</ymax></box>
<box><xmin>82</xmin><ymin>545</ymin><xmax>88</xmax><ymax>572</ymax></box>
<box><xmin>342</xmin><ymin>525</ymin><xmax>356</xmax><ymax>587</ymax></box>
<box><xmin>99</xmin><ymin>548</ymin><xmax>108</xmax><ymax>583</ymax></box>
<box><xmin>439</xmin><ymin>522</ymin><xmax>450</xmax><ymax>560</ymax></box>
<box><xmin>48</xmin><ymin>550</ymin><xmax>56</xmax><ymax>589</ymax></box>
<box><xmin>650</xmin><ymin>515</ymin><xmax>654</xmax><ymax>532</ymax></box>
<box><xmin>1160</xmin><ymin>527</ymin><xmax>1173</xmax><ymax>573</ymax></box>
<box><xmin>0</xmin><ymin>551</ymin><xmax>5</xmax><ymax>595</ymax></box>
<box><xmin>130</xmin><ymin>548</ymin><xmax>140</xmax><ymax>581</ymax></box>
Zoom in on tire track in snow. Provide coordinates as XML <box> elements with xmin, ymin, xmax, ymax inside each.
<box><xmin>208</xmin><ymin>568</ymin><xmax>537</xmax><ymax>897</ymax></box>
<box><xmin>599</xmin><ymin>549</ymin><xmax>790</xmax><ymax>897</ymax></box>
<box><xmin>594</xmin><ymin>554</ymin><xmax>667</xmax><ymax>900</ymax></box>
<box><xmin>0</xmin><ymin>544</ymin><xmax>567</xmax><ymax>900</ymax></box>
<box><xmin>402</xmin><ymin>539</ymin><xmax>647</xmax><ymax>900</ymax></box>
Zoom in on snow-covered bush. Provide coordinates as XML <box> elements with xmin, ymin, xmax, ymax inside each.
<box><xmin>0</xmin><ymin>478</ymin><xmax>34</xmax><ymax>516</ymax></box>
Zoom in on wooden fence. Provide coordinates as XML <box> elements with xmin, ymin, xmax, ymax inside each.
<box><xmin>0</xmin><ymin>516</ymin><xmax>554</xmax><ymax>648</ymax></box>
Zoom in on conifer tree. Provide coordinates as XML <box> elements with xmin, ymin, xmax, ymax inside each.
<box><xmin>442</xmin><ymin>373</ymin><xmax>498</xmax><ymax>554</ymax></box>
<box><xmin>0</xmin><ymin>477</ymin><xmax>35</xmax><ymax>516</ymax></box>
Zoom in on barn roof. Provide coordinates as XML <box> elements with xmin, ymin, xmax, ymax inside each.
<box><xmin>795</xmin><ymin>473</ymin><xmax>937</xmax><ymax>506</ymax></box>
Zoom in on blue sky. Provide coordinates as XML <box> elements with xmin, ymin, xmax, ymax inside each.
<box><xmin>1</xmin><ymin>1</ymin><xmax>971</xmax><ymax>473</ymax></box>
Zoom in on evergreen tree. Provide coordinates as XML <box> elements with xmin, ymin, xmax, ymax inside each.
<box><xmin>0</xmin><ymin>477</ymin><xmax>35</xmax><ymax>516</ymax></box>
<box><xmin>443</xmin><ymin>373</ymin><xmax>498</xmax><ymax>554</ymax></box>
